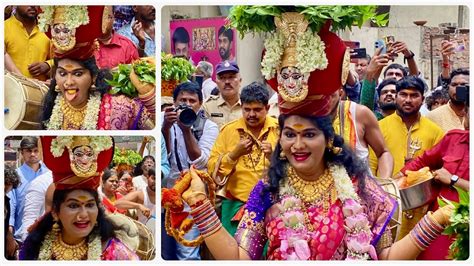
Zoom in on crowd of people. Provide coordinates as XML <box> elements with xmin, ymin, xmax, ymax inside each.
<box><xmin>161</xmin><ymin>5</ymin><xmax>469</xmax><ymax>261</ymax></box>
<box><xmin>4</xmin><ymin>136</ymin><xmax>157</xmax><ymax>260</ymax></box>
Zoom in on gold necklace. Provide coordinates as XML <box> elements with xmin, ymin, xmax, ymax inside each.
<box><xmin>52</xmin><ymin>234</ymin><xmax>88</xmax><ymax>260</ymax></box>
<box><xmin>60</xmin><ymin>97</ymin><xmax>87</xmax><ymax>129</ymax></box>
<box><xmin>239</xmin><ymin>130</ymin><xmax>269</xmax><ymax>170</ymax></box>
<box><xmin>287</xmin><ymin>165</ymin><xmax>337</xmax><ymax>209</ymax></box>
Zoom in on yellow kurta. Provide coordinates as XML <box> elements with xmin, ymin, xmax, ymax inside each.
<box><xmin>425</xmin><ymin>103</ymin><xmax>464</xmax><ymax>132</ymax></box>
<box><xmin>369</xmin><ymin>112</ymin><xmax>444</xmax><ymax>176</ymax></box>
<box><xmin>208</xmin><ymin>116</ymin><xmax>279</xmax><ymax>202</ymax></box>
<box><xmin>5</xmin><ymin>15</ymin><xmax>51</xmax><ymax>81</ymax></box>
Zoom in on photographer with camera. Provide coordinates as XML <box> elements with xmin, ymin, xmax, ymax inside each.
<box><xmin>161</xmin><ymin>81</ymin><xmax>219</xmax><ymax>260</ymax></box>
<box><xmin>426</xmin><ymin>68</ymin><xmax>469</xmax><ymax>132</ymax></box>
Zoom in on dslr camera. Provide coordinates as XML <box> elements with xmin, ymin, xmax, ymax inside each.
<box><xmin>173</xmin><ymin>103</ymin><xmax>197</xmax><ymax>126</ymax></box>
<box><xmin>456</xmin><ymin>85</ymin><xmax>470</xmax><ymax>107</ymax></box>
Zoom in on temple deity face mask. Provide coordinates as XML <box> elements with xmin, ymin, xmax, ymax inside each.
<box><xmin>70</xmin><ymin>145</ymin><xmax>98</xmax><ymax>177</ymax></box>
<box><xmin>51</xmin><ymin>23</ymin><xmax>77</xmax><ymax>51</ymax></box>
<box><xmin>275</xmin><ymin>12</ymin><xmax>310</xmax><ymax>103</ymax></box>
<box><xmin>277</xmin><ymin>66</ymin><xmax>310</xmax><ymax>102</ymax></box>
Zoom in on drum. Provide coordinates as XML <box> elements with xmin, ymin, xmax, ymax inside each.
<box><xmin>135</xmin><ymin>217</ymin><xmax>156</xmax><ymax>260</ymax></box>
<box><xmin>4</xmin><ymin>71</ymin><xmax>48</xmax><ymax>129</ymax></box>
<box><xmin>106</xmin><ymin>213</ymin><xmax>156</xmax><ymax>260</ymax></box>
<box><xmin>376</xmin><ymin>178</ymin><xmax>403</xmax><ymax>242</ymax></box>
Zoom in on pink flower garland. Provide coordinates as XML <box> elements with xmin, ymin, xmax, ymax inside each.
<box><xmin>342</xmin><ymin>198</ymin><xmax>377</xmax><ymax>260</ymax></box>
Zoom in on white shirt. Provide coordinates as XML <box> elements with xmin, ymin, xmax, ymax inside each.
<box><xmin>132</xmin><ymin>175</ymin><xmax>148</xmax><ymax>191</ymax></box>
<box><xmin>20</xmin><ymin>171</ymin><xmax>53</xmax><ymax>241</ymax></box>
<box><xmin>201</xmin><ymin>78</ymin><xmax>218</xmax><ymax>101</ymax></box>
<box><xmin>137</xmin><ymin>188</ymin><xmax>156</xmax><ymax>231</ymax></box>
<box><xmin>160</xmin><ymin>110</ymin><xmax>219</xmax><ymax>188</ymax></box>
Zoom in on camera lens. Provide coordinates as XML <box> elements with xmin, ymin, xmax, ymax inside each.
<box><xmin>179</xmin><ymin>108</ymin><xmax>197</xmax><ymax>126</ymax></box>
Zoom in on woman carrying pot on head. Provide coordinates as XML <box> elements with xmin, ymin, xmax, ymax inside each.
<box><xmin>38</xmin><ymin>6</ymin><xmax>155</xmax><ymax>130</ymax></box>
<box><xmin>174</xmin><ymin>10</ymin><xmax>454</xmax><ymax>260</ymax></box>
<box><xmin>20</xmin><ymin>136</ymin><xmax>140</xmax><ymax>260</ymax></box>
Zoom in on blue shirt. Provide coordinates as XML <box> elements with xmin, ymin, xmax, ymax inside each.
<box><xmin>161</xmin><ymin>133</ymin><xmax>170</xmax><ymax>182</ymax></box>
<box><xmin>8</xmin><ymin>162</ymin><xmax>50</xmax><ymax>240</ymax></box>
<box><xmin>116</xmin><ymin>17</ymin><xmax>155</xmax><ymax>57</ymax></box>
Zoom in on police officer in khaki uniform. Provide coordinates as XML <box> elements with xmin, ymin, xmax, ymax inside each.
<box><xmin>202</xmin><ymin>60</ymin><xmax>242</xmax><ymax>129</ymax></box>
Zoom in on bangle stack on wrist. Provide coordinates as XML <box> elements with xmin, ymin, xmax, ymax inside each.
<box><xmin>409</xmin><ymin>212</ymin><xmax>445</xmax><ymax>250</ymax></box>
<box><xmin>190</xmin><ymin>199</ymin><xmax>222</xmax><ymax>238</ymax></box>
<box><xmin>442</xmin><ymin>62</ymin><xmax>450</xmax><ymax>69</ymax></box>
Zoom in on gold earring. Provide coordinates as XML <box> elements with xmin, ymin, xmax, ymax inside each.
<box><xmin>52</xmin><ymin>220</ymin><xmax>61</xmax><ymax>233</ymax></box>
<box><xmin>279</xmin><ymin>150</ymin><xmax>287</xmax><ymax>161</ymax></box>
<box><xmin>55</xmin><ymin>85</ymin><xmax>60</xmax><ymax>92</ymax></box>
<box><xmin>327</xmin><ymin>139</ymin><xmax>342</xmax><ymax>155</ymax></box>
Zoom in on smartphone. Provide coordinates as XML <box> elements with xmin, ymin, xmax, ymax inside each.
<box><xmin>350</xmin><ymin>48</ymin><xmax>367</xmax><ymax>59</ymax></box>
<box><xmin>375</xmin><ymin>39</ymin><xmax>386</xmax><ymax>54</ymax></box>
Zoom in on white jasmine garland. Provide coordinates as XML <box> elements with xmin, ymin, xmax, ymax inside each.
<box><xmin>261</xmin><ymin>31</ymin><xmax>285</xmax><ymax>80</ymax></box>
<box><xmin>46</xmin><ymin>94</ymin><xmax>63</xmax><ymax>130</ymax></box>
<box><xmin>51</xmin><ymin>136</ymin><xmax>74</xmax><ymax>157</ymax></box>
<box><xmin>38</xmin><ymin>6</ymin><xmax>89</xmax><ymax>33</ymax></box>
<box><xmin>50</xmin><ymin>136</ymin><xmax>113</xmax><ymax>158</ymax></box>
<box><xmin>331</xmin><ymin>164</ymin><xmax>359</xmax><ymax>201</ymax></box>
<box><xmin>82</xmin><ymin>92</ymin><xmax>102</xmax><ymax>130</ymax></box>
<box><xmin>87</xmin><ymin>230</ymin><xmax>102</xmax><ymax>260</ymax></box>
<box><xmin>296</xmin><ymin>30</ymin><xmax>328</xmax><ymax>74</ymax></box>
<box><xmin>261</xmin><ymin>30</ymin><xmax>328</xmax><ymax>80</ymax></box>
<box><xmin>38</xmin><ymin>230</ymin><xmax>55</xmax><ymax>260</ymax></box>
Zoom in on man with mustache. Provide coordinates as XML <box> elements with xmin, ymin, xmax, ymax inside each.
<box><xmin>426</xmin><ymin>68</ymin><xmax>469</xmax><ymax>132</ymax></box>
<box><xmin>117</xmin><ymin>5</ymin><xmax>155</xmax><ymax>57</ymax></box>
<box><xmin>202</xmin><ymin>60</ymin><xmax>243</xmax><ymax>129</ymax></box>
<box><xmin>218</xmin><ymin>26</ymin><xmax>234</xmax><ymax>62</ymax></box>
<box><xmin>208</xmin><ymin>82</ymin><xmax>279</xmax><ymax>236</ymax></box>
<box><xmin>369</xmin><ymin>76</ymin><xmax>444</xmax><ymax>240</ymax></box>
<box><xmin>4</xmin><ymin>6</ymin><xmax>52</xmax><ymax>81</ymax></box>
<box><xmin>375</xmin><ymin>78</ymin><xmax>398</xmax><ymax>119</ymax></box>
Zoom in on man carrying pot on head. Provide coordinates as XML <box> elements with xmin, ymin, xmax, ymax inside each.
<box><xmin>161</xmin><ymin>81</ymin><xmax>219</xmax><ymax>260</ymax></box>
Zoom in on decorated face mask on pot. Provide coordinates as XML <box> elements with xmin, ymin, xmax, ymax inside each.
<box><xmin>277</xmin><ymin>66</ymin><xmax>310</xmax><ymax>102</ymax></box>
<box><xmin>71</xmin><ymin>145</ymin><xmax>98</xmax><ymax>177</ymax></box>
<box><xmin>51</xmin><ymin>22</ymin><xmax>77</xmax><ymax>51</ymax></box>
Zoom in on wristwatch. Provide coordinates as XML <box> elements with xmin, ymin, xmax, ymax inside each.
<box><xmin>450</xmin><ymin>175</ymin><xmax>459</xmax><ymax>186</ymax></box>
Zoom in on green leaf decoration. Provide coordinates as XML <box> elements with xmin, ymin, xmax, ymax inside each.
<box><xmin>161</xmin><ymin>52</ymin><xmax>195</xmax><ymax>82</ymax></box>
<box><xmin>227</xmin><ymin>5</ymin><xmax>388</xmax><ymax>37</ymax></box>
<box><xmin>438</xmin><ymin>188</ymin><xmax>469</xmax><ymax>260</ymax></box>
<box><xmin>113</xmin><ymin>147</ymin><xmax>143</xmax><ymax>166</ymax></box>
<box><xmin>106</xmin><ymin>64</ymin><xmax>138</xmax><ymax>98</ymax></box>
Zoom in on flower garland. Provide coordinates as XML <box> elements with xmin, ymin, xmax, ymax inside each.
<box><xmin>38</xmin><ymin>6</ymin><xmax>89</xmax><ymax>33</ymax></box>
<box><xmin>261</xmin><ymin>30</ymin><xmax>328</xmax><ymax>80</ymax></box>
<box><xmin>51</xmin><ymin>136</ymin><xmax>113</xmax><ymax>157</ymax></box>
<box><xmin>331</xmin><ymin>164</ymin><xmax>377</xmax><ymax>260</ymax></box>
<box><xmin>295</xmin><ymin>30</ymin><xmax>328</xmax><ymax>74</ymax></box>
<box><xmin>46</xmin><ymin>92</ymin><xmax>101</xmax><ymax>130</ymax></box>
<box><xmin>38</xmin><ymin>229</ymin><xmax>102</xmax><ymax>260</ymax></box>
<box><xmin>280</xmin><ymin>164</ymin><xmax>376</xmax><ymax>260</ymax></box>
<box><xmin>261</xmin><ymin>32</ymin><xmax>285</xmax><ymax>80</ymax></box>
